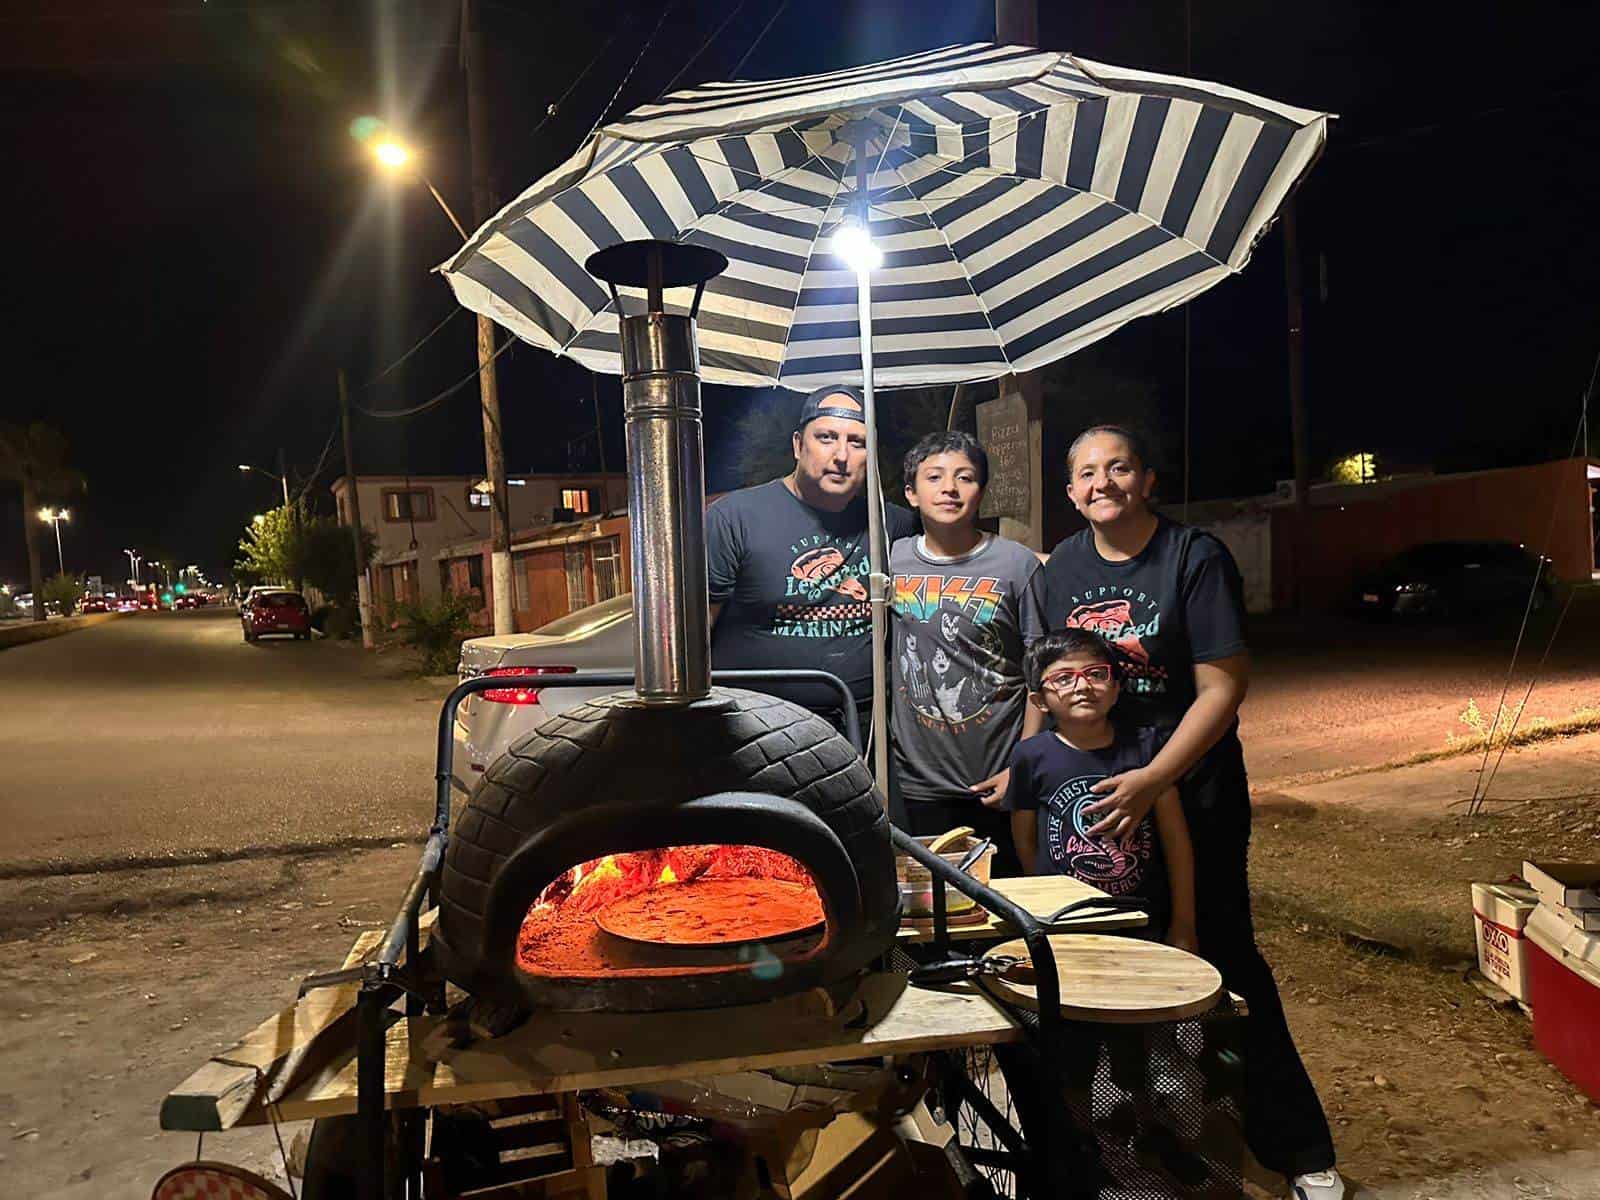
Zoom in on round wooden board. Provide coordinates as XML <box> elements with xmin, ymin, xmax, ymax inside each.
<box><xmin>983</xmin><ymin>935</ymin><xmax>1223</xmax><ymax>1024</ymax></box>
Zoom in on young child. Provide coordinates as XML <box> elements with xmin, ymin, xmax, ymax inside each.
<box><xmin>889</xmin><ymin>431</ymin><xmax>1046</xmax><ymax>876</ymax></box>
<box><xmin>1005</xmin><ymin>629</ymin><xmax>1196</xmax><ymax>950</ymax></box>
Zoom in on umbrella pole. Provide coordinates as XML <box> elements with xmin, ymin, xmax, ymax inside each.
<box><xmin>849</xmin><ymin>143</ymin><xmax>892</xmax><ymax>794</ymax></box>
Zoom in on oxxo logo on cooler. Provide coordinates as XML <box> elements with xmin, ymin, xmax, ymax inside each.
<box><xmin>1477</xmin><ymin>919</ymin><xmax>1513</xmax><ymax>979</ymax></box>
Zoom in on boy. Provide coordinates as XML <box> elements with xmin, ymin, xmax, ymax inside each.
<box><xmin>890</xmin><ymin>431</ymin><xmax>1045</xmax><ymax>874</ymax></box>
<box><xmin>1006</xmin><ymin>629</ymin><xmax>1196</xmax><ymax>949</ymax></box>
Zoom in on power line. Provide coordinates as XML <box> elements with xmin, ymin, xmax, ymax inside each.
<box><xmin>361</xmin><ymin>307</ymin><xmax>467</xmax><ymax>390</ymax></box>
<box><xmin>729</xmin><ymin>0</ymin><xmax>791</xmax><ymax>79</ymax></box>
<box><xmin>583</xmin><ymin>0</ymin><xmax>682</xmax><ymax>143</ymax></box>
<box><xmin>352</xmin><ymin>335</ymin><xmax>517</xmax><ymax>421</ymax></box>
<box><xmin>527</xmin><ymin>28</ymin><xmax>623</xmax><ymax>141</ymax></box>
<box><xmin>662</xmin><ymin>0</ymin><xmax>751</xmax><ymax>95</ymax></box>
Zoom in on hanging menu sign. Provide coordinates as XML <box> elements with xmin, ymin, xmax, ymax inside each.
<box><xmin>977</xmin><ymin>391</ymin><xmax>1029</xmax><ymax>520</ymax></box>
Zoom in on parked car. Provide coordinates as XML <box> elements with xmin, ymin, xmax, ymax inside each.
<box><xmin>241</xmin><ymin>589</ymin><xmax>312</xmax><ymax>642</ymax></box>
<box><xmin>453</xmin><ymin>593</ymin><xmax>634</xmax><ymax>778</ymax></box>
<box><xmin>1354</xmin><ymin>541</ymin><xmax>1552</xmax><ymax>620</ymax></box>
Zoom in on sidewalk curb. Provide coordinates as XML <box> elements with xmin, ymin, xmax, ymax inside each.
<box><xmin>0</xmin><ymin>611</ymin><xmax>120</xmax><ymax>650</ymax></box>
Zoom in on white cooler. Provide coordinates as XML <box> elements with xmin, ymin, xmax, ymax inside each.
<box><xmin>1471</xmin><ymin>881</ymin><xmax>1538</xmax><ymax>1002</ymax></box>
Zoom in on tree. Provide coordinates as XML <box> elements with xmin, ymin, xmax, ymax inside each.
<box><xmin>40</xmin><ymin>572</ymin><xmax>84</xmax><ymax>615</ymax></box>
<box><xmin>300</xmin><ymin>518</ymin><xmax>375</xmax><ymax>607</ymax></box>
<box><xmin>234</xmin><ymin>503</ymin><xmax>309</xmax><ymax>589</ymax></box>
<box><xmin>0</xmin><ymin>423</ymin><xmax>86</xmax><ymax>622</ymax></box>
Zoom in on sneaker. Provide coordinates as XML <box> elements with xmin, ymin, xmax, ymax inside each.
<box><xmin>1290</xmin><ymin>1169</ymin><xmax>1346</xmax><ymax>1200</ymax></box>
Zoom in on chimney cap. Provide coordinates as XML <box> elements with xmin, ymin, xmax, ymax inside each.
<box><xmin>586</xmin><ymin>239</ymin><xmax>727</xmax><ymax>292</ymax></box>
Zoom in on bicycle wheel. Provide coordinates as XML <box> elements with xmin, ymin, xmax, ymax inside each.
<box><xmin>932</xmin><ymin>1046</ymin><xmax>1027</xmax><ymax>1199</ymax></box>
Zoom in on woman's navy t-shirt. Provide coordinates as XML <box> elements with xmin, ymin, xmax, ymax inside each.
<box><xmin>1004</xmin><ymin>726</ymin><xmax>1169</xmax><ymax>928</ymax></box>
<box><xmin>1041</xmin><ymin>517</ymin><xmax>1248</xmax><ymax>730</ymax></box>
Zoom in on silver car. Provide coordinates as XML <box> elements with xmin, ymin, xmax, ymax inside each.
<box><xmin>453</xmin><ymin>593</ymin><xmax>634</xmax><ymax>778</ymax></box>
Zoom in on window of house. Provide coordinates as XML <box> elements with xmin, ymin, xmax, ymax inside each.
<box><xmin>383</xmin><ymin>488</ymin><xmax>435</xmax><ymax>522</ymax></box>
<box><xmin>560</xmin><ymin>488</ymin><xmax>592</xmax><ymax>515</ymax></box>
<box><xmin>564</xmin><ymin>545</ymin><xmax>592</xmax><ymax>611</ymax></box>
<box><xmin>592</xmin><ymin>537</ymin><xmax>622</xmax><ymax>602</ymax></box>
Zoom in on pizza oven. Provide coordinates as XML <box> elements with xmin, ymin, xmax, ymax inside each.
<box><xmin>430</xmin><ymin>240</ymin><xmax>899</xmax><ymax>1017</ymax></box>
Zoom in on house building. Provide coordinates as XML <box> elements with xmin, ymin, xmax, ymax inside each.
<box><xmin>1173</xmin><ymin>457</ymin><xmax>1599</xmax><ymax>613</ymax></box>
<box><xmin>331</xmin><ymin>472</ymin><xmax>627</xmax><ymax>623</ymax></box>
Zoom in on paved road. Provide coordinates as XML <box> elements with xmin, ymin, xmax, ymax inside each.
<box><xmin>0</xmin><ymin>610</ymin><xmax>452</xmax><ymax>873</ymax></box>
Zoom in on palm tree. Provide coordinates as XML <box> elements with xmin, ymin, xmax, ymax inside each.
<box><xmin>0</xmin><ymin>423</ymin><xmax>85</xmax><ymax>622</ymax></box>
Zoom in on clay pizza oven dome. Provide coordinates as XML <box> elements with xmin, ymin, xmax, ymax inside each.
<box><xmin>432</xmin><ymin>688</ymin><xmax>898</xmax><ymax>1013</ymax></box>
<box><xmin>430</xmin><ymin>239</ymin><xmax>898</xmax><ymax>1016</ymax></box>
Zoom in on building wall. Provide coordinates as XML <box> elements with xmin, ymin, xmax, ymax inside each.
<box><xmin>1271</xmin><ymin>458</ymin><xmax>1595</xmax><ymax>610</ymax></box>
<box><xmin>332</xmin><ymin>473</ymin><xmax>625</xmax><ymax>611</ymax></box>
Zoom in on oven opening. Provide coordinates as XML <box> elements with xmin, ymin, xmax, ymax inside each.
<box><xmin>516</xmin><ymin>844</ymin><xmax>826</xmax><ymax>979</ymax></box>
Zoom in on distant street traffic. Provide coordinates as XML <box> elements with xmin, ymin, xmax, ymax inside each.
<box><xmin>0</xmin><ymin>609</ymin><xmax>451</xmax><ymax>874</ymax></box>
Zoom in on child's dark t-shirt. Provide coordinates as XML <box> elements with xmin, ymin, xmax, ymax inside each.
<box><xmin>1004</xmin><ymin>726</ymin><xmax>1169</xmax><ymax>927</ymax></box>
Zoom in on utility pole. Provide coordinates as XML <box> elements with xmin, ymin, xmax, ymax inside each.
<box><xmin>276</xmin><ymin>446</ymin><xmax>291</xmax><ymax>508</ymax></box>
<box><xmin>995</xmin><ymin>0</ymin><xmax>1044</xmax><ymax>550</ymax></box>
<box><xmin>338</xmin><ymin>369</ymin><xmax>375</xmax><ymax>649</ymax></box>
<box><xmin>1284</xmin><ymin>201</ymin><xmax>1312</xmax><ymax>609</ymax></box>
<box><xmin>592</xmin><ymin>375</ymin><xmax>609</xmax><ymax>514</ymax></box>
<box><xmin>462</xmin><ymin>0</ymin><xmax>514</xmax><ymax>635</ymax></box>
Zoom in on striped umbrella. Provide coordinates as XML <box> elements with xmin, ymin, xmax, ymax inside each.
<box><xmin>440</xmin><ymin>42</ymin><xmax>1330</xmax><ymax>390</ymax></box>
<box><xmin>440</xmin><ymin>42</ymin><xmax>1330</xmax><ymax>778</ymax></box>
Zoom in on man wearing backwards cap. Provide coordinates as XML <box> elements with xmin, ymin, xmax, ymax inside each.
<box><xmin>706</xmin><ymin>385</ymin><xmax>916</xmax><ymax>741</ymax></box>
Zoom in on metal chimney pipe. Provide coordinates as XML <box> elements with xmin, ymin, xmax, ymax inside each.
<box><xmin>586</xmin><ymin>241</ymin><xmax>728</xmax><ymax>705</ymax></box>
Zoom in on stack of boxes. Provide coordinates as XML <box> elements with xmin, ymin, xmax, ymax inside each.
<box><xmin>1521</xmin><ymin>861</ymin><xmax>1600</xmax><ymax>1102</ymax></box>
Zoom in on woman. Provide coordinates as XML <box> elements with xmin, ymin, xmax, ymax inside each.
<box><xmin>1039</xmin><ymin>425</ymin><xmax>1343</xmax><ymax>1200</ymax></box>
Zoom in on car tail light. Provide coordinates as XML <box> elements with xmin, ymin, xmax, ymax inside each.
<box><xmin>481</xmin><ymin>665</ymin><xmax>576</xmax><ymax>704</ymax></box>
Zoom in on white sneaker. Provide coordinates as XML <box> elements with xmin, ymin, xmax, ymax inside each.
<box><xmin>1290</xmin><ymin>1169</ymin><xmax>1346</xmax><ymax>1200</ymax></box>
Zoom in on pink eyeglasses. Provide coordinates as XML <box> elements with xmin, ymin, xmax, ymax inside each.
<box><xmin>1039</xmin><ymin>664</ymin><xmax>1114</xmax><ymax>692</ymax></box>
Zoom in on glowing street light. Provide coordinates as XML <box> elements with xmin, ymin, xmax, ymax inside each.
<box><xmin>372</xmin><ymin>139</ymin><xmax>412</xmax><ymax>170</ymax></box>
<box><xmin>124</xmin><ymin>548</ymin><xmax>142</xmax><ymax>585</ymax></box>
<box><xmin>37</xmin><ymin>508</ymin><xmax>70</xmax><ymax>574</ymax></box>
<box><xmin>239</xmin><ymin>462</ymin><xmax>291</xmax><ymax>507</ymax></box>
<box><xmin>831</xmin><ymin>220</ymin><xmax>882</xmax><ymax>273</ymax></box>
<box><xmin>366</xmin><ymin>133</ymin><xmax>469</xmax><ymax>240</ymax></box>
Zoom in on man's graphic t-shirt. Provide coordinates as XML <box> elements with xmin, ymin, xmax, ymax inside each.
<box><xmin>707</xmin><ymin>480</ymin><xmax>916</xmax><ymax>713</ymax></box>
<box><xmin>1004</xmin><ymin>726</ymin><xmax>1169</xmax><ymax>926</ymax></box>
<box><xmin>1041</xmin><ymin>518</ymin><xmax>1247</xmax><ymax>730</ymax></box>
<box><xmin>889</xmin><ymin>534</ymin><xmax>1045</xmax><ymax>803</ymax></box>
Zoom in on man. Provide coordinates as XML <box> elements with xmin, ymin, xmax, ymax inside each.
<box><xmin>706</xmin><ymin>386</ymin><xmax>916</xmax><ymax>740</ymax></box>
<box><xmin>889</xmin><ymin>430</ymin><xmax>1044</xmax><ymax>872</ymax></box>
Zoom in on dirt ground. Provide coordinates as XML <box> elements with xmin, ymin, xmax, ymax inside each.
<box><xmin>1243</xmin><ymin>733</ymin><xmax>1600</xmax><ymax>1198</ymax></box>
<box><xmin>7</xmin><ymin>739</ymin><xmax>1600</xmax><ymax>1198</ymax></box>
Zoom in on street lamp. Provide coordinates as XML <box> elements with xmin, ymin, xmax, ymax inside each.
<box><xmin>365</xmin><ymin>126</ymin><xmax>514</xmax><ymax>635</ymax></box>
<box><xmin>124</xmin><ymin>548</ymin><xmax>142</xmax><ymax>586</ymax></box>
<box><xmin>368</xmin><ymin>137</ymin><xmax>470</xmax><ymax>239</ymax></box>
<box><xmin>37</xmin><ymin>508</ymin><xmax>70</xmax><ymax>574</ymax></box>
<box><xmin>239</xmin><ymin>463</ymin><xmax>290</xmax><ymax>507</ymax></box>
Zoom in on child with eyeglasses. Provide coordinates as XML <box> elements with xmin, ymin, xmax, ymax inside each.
<box><xmin>1004</xmin><ymin>628</ymin><xmax>1196</xmax><ymax>951</ymax></box>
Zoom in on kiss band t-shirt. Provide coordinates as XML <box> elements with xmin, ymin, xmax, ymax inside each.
<box><xmin>1004</xmin><ymin>726</ymin><xmax>1169</xmax><ymax>927</ymax></box>
<box><xmin>1041</xmin><ymin>517</ymin><xmax>1248</xmax><ymax>731</ymax></box>
<box><xmin>706</xmin><ymin>479</ymin><xmax>916</xmax><ymax>713</ymax></box>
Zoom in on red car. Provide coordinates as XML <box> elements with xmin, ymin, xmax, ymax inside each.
<box><xmin>81</xmin><ymin>594</ymin><xmax>111</xmax><ymax>614</ymax></box>
<box><xmin>241</xmin><ymin>590</ymin><xmax>312</xmax><ymax>642</ymax></box>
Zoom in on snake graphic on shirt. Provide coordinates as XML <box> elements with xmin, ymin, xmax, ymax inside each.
<box><xmin>1042</xmin><ymin>772</ymin><xmax>1154</xmax><ymax>895</ymax></box>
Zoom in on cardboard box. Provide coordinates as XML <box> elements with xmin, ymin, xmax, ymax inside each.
<box><xmin>1522</xmin><ymin>861</ymin><xmax>1600</xmax><ymax>911</ymax></box>
<box><xmin>1524</xmin><ymin>903</ymin><xmax>1600</xmax><ymax>1102</ymax></box>
<box><xmin>1471</xmin><ymin>881</ymin><xmax>1538</xmax><ymax>1002</ymax></box>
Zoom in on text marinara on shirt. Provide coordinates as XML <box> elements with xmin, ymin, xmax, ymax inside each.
<box><xmin>1004</xmin><ymin>726</ymin><xmax>1170</xmax><ymax>927</ymax></box>
<box><xmin>1040</xmin><ymin>517</ymin><xmax>1248</xmax><ymax>730</ymax></box>
<box><xmin>889</xmin><ymin>534</ymin><xmax>1045</xmax><ymax>803</ymax></box>
<box><xmin>706</xmin><ymin>479</ymin><xmax>916</xmax><ymax>711</ymax></box>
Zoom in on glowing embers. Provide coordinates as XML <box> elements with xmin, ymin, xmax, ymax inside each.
<box><xmin>516</xmin><ymin>845</ymin><xmax>824</xmax><ymax>979</ymax></box>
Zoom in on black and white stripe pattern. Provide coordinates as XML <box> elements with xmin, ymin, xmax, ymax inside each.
<box><xmin>442</xmin><ymin>44</ymin><xmax>1330</xmax><ymax>389</ymax></box>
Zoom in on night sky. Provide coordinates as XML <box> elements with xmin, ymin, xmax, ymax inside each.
<box><xmin>4</xmin><ymin>1</ymin><xmax>1599</xmax><ymax>588</ymax></box>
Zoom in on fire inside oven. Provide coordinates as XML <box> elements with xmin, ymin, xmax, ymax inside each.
<box><xmin>517</xmin><ymin>844</ymin><xmax>827</xmax><ymax>979</ymax></box>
